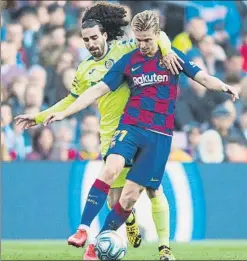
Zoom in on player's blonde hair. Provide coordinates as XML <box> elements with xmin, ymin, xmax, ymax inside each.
<box><xmin>131</xmin><ymin>10</ymin><xmax>160</xmax><ymax>33</ymax></box>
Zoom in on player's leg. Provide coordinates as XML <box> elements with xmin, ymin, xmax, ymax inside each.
<box><xmin>99</xmin><ymin>179</ymin><xmax>145</xmax><ymax>232</ymax></box>
<box><xmin>98</xmin><ymin>128</ymin><xmax>157</xmax><ymax>233</ymax></box>
<box><xmin>83</xmin><ymin>176</ymin><xmax>141</xmax><ymax>261</ymax></box>
<box><xmin>68</xmin><ymin>154</ymin><xmax>125</xmax><ymax>248</ymax></box>
<box><xmin>97</xmin><ymin>129</ymin><xmax>171</xmax><ymax>233</ymax></box>
<box><xmin>69</xmin><ymin>126</ymin><xmax>139</xmax><ymax>248</ymax></box>
<box><xmin>108</xmin><ymin>186</ymin><xmax>139</xmax><ymax>225</ymax></box>
<box><xmin>143</xmin><ymin>132</ymin><xmax>174</xmax><ymax>260</ymax></box>
<box><xmin>82</xmin><ymin>174</ymin><xmax>126</xmax><ymax>260</ymax></box>
<box><xmin>109</xmin><ymin>169</ymin><xmax>142</xmax><ymax>248</ymax></box>
<box><xmin>146</xmin><ymin>186</ymin><xmax>170</xmax><ymax>247</ymax></box>
<box><xmin>96</xmin><ymin>126</ymin><xmax>145</xmax><ymax>233</ymax></box>
<box><xmin>83</xmin><ymin>141</ymin><xmax>125</xmax><ymax>260</ymax></box>
<box><xmin>146</xmin><ymin>186</ymin><xmax>175</xmax><ymax>260</ymax></box>
<box><xmin>108</xmin><ymin>188</ymin><xmax>123</xmax><ymax>207</ymax></box>
<box><xmin>124</xmin><ymin>129</ymin><xmax>174</xmax><ymax>260</ymax></box>
<box><xmin>107</xmin><ymin>129</ymin><xmax>143</xmax><ymax>247</ymax></box>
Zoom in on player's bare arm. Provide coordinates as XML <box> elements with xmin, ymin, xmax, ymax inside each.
<box><xmin>43</xmin><ymin>82</ymin><xmax>110</xmax><ymax>126</ymax></box>
<box><xmin>172</xmin><ymin>47</ymin><xmax>239</xmax><ymax>102</ymax></box>
<box><xmin>194</xmin><ymin>70</ymin><xmax>239</xmax><ymax>102</ymax></box>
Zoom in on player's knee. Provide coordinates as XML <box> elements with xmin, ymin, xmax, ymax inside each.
<box><xmin>101</xmin><ymin>155</ymin><xmax>125</xmax><ymax>184</ymax></box>
<box><xmin>146</xmin><ymin>185</ymin><xmax>163</xmax><ymax>199</ymax></box>
<box><xmin>101</xmin><ymin>166</ymin><xmax>117</xmax><ymax>184</ymax></box>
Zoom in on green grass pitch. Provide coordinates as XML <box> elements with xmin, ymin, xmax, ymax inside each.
<box><xmin>2</xmin><ymin>240</ymin><xmax>247</xmax><ymax>260</ymax></box>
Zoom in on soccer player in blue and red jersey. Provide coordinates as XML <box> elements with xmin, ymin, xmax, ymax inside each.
<box><xmin>45</xmin><ymin>10</ymin><xmax>238</xmax><ymax>260</ymax></box>
<box><xmin>15</xmin><ymin>4</ymin><xmax>183</xmax><ymax>260</ymax></box>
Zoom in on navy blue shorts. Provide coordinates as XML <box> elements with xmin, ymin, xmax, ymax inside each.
<box><xmin>104</xmin><ymin>124</ymin><xmax>172</xmax><ymax>190</ymax></box>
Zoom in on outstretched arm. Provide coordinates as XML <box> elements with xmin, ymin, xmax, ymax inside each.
<box><xmin>44</xmin><ymin>53</ymin><xmax>130</xmax><ymax>125</ymax></box>
<box><xmin>36</xmin><ymin>71</ymin><xmax>90</xmax><ymax>123</ymax></box>
<box><xmin>35</xmin><ymin>94</ymin><xmax>76</xmax><ymax>124</ymax></box>
<box><xmin>173</xmin><ymin>48</ymin><xmax>239</xmax><ymax>101</ymax></box>
<box><xmin>194</xmin><ymin>71</ymin><xmax>239</xmax><ymax>101</ymax></box>
<box><xmin>61</xmin><ymin>82</ymin><xmax>110</xmax><ymax>117</ymax></box>
<box><xmin>44</xmin><ymin>82</ymin><xmax>110</xmax><ymax>125</ymax></box>
<box><xmin>15</xmin><ymin>66</ymin><xmax>89</xmax><ymax>129</ymax></box>
<box><xmin>14</xmin><ymin>94</ymin><xmax>77</xmax><ymax>129</ymax></box>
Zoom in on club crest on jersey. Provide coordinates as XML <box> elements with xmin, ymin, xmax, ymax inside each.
<box><xmin>105</xmin><ymin>59</ymin><xmax>114</xmax><ymax>69</ymax></box>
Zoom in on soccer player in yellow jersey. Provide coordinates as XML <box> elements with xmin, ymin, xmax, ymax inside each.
<box><xmin>15</xmin><ymin>3</ymin><xmax>182</xmax><ymax>260</ymax></box>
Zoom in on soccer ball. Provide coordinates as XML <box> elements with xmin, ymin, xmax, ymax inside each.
<box><xmin>94</xmin><ymin>230</ymin><xmax>127</xmax><ymax>260</ymax></box>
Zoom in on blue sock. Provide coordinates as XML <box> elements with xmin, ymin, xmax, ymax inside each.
<box><xmin>80</xmin><ymin>179</ymin><xmax>110</xmax><ymax>226</ymax></box>
<box><xmin>100</xmin><ymin>202</ymin><xmax>132</xmax><ymax>232</ymax></box>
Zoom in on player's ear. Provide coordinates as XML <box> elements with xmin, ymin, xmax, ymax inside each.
<box><xmin>103</xmin><ymin>32</ymin><xmax>108</xmax><ymax>41</ymax></box>
<box><xmin>156</xmin><ymin>29</ymin><xmax>161</xmax><ymax>37</ymax></box>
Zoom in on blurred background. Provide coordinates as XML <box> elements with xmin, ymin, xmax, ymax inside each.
<box><xmin>1</xmin><ymin>0</ymin><xmax>247</xmax><ymax>260</ymax></box>
<box><xmin>1</xmin><ymin>0</ymin><xmax>247</xmax><ymax>163</ymax></box>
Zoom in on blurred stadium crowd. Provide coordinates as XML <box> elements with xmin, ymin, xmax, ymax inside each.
<box><xmin>1</xmin><ymin>0</ymin><xmax>247</xmax><ymax>163</ymax></box>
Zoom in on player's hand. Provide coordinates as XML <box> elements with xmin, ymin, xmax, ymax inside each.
<box><xmin>161</xmin><ymin>52</ymin><xmax>184</xmax><ymax>75</ymax></box>
<box><xmin>222</xmin><ymin>84</ymin><xmax>239</xmax><ymax>102</ymax></box>
<box><xmin>14</xmin><ymin>114</ymin><xmax>37</xmax><ymax>130</ymax></box>
<box><xmin>43</xmin><ymin>112</ymin><xmax>66</xmax><ymax>126</ymax></box>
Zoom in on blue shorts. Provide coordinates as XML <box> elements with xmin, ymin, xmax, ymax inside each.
<box><xmin>104</xmin><ymin>125</ymin><xmax>172</xmax><ymax>190</ymax></box>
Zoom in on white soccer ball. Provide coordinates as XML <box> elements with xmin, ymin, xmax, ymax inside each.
<box><xmin>94</xmin><ymin>230</ymin><xmax>127</xmax><ymax>260</ymax></box>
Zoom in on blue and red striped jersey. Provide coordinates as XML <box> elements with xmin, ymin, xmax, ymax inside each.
<box><xmin>103</xmin><ymin>47</ymin><xmax>201</xmax><ymax>136</ymax></box>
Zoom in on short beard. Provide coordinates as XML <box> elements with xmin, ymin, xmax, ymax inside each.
<box><xmin>92</xmin><ymin>42</ymin><xmax>105</xmax><ymax>59</ymax></box>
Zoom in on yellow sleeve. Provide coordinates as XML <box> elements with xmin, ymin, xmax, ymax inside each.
<box><xmin>35</xmin><ymin>64</ymin><xmax>89</xmax><ymax>124</ymax></box>
<box><xmin>157</xmin><ymin>31</ymin><xmax>171</xmax><ymax>56</ymax></box>
<box><xmin>172</xmin><ymin>33</ymin><xmax>192</xmax><ymax>53</ymax></box>
<box><xmin>172</xmin><ymin>36</ymin><xmax>186</xmax><ymax>53</ymax></box>
<box><xmin>35</xmin><ymin>94</ymin><xmax>76</xmax><ymax>124</ymax></box>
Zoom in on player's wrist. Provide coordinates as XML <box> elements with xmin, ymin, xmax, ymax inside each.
<box><xmin>62</xmin><ymin>110</ymin><xmax>69</xmax><ymax>119</ymax></box>
<box><xmin>221</xmin><ymin>83</ymin><xmax>228</xmax><ymax>92</ymax></box>
<box><xmin>34</xmin><ymin>114</ymin><xmax>40</xmax><ymax>125</ymax></box>
<box><xmin>221</xmin><ymin>83</ymin><xmax>231</xmax><ymax>94</ymax></box>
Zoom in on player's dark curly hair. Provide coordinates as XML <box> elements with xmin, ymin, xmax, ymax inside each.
<box><xmin>81</xmin><ymin>2</ymin><xmax>128</xmax><ymax>42</ymax></box>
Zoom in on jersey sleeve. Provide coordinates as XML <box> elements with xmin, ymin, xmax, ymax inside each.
<box><xmin>172</xmin><ymin>47</ymin><xmax>202</xmax><ymax>79</ymax></box>
<box><xmin>157</xmin><ymin>31</ymin><xmax>171</xmax><ymax>56</ymax></box>
<box><xmin>102</xmin><ymin>53</ymin><xmax>130</xmax><ymax>91</ymax></box>
<box><xmin>35</xmin><ymin>94</ymin><xmax>76</xmax><ymax>124</ymax></box>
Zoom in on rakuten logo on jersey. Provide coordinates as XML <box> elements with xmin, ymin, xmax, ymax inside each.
<box><xmin>133</xmin><ymin>73</ymin><xmax>169</xmax><ymax>86</ymax></box>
